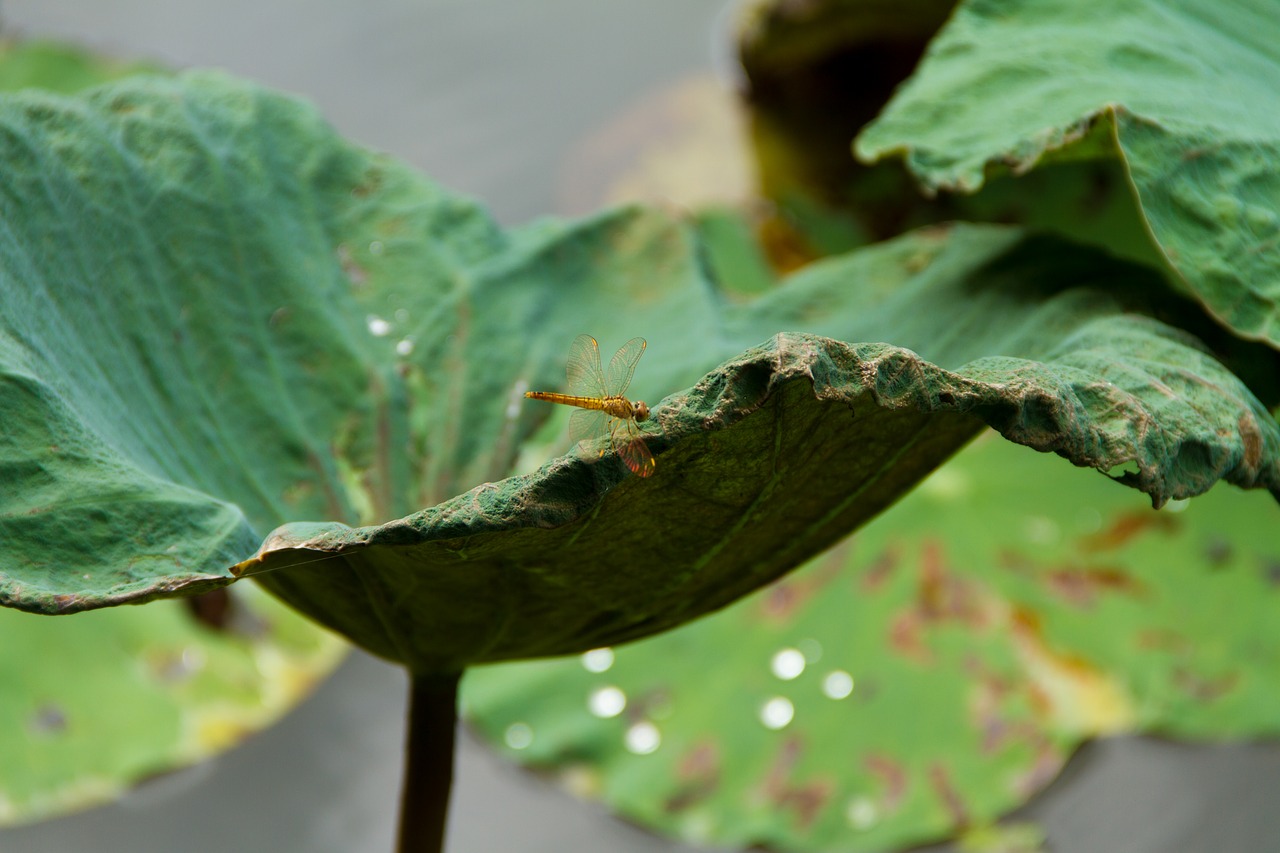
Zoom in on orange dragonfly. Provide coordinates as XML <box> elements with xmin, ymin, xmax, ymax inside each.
<box><xmin>525</xmin><ymin>334</ymin><xmax>656</xmax><ymax>477</ymax></box>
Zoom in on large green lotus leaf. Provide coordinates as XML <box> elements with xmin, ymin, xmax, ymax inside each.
<box><xmin>462</xmin><ymin>432</ymin><xmax>1280</xmax><ymax>852</ymax></box>
<box><xmin>0</xmin><ymin>43</ymin><xmax>349</xmax><ymax>828</ymax></box>
<box><xmin>0</xmin><ymin>584</ymin><xmax>344</xmax><ymax>825</ymax></box>
<box><xmin>1</xmin><ymin>74</ymin><xmax>1277</xmax><ymax>676</ymax></box>
<box><xmin>856</xmin><ymin>0</ymin><xmax>1280</xmax><ymax>346</ymax></box>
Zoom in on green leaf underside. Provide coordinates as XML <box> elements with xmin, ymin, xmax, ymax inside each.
<box><xmin>856</xmin><ymin>0</ymin><xmax>1280</xmax><ymax>347</ymax></box>
<box><xmin>0</xmin><ymin>584</ymin><xmax>345</xmax><ymax>825</ymax></box>
<box><xmin>463</xmin><ymin>433</ymin><xmax>1280</xmax><ymax>852</ymax></box>
<box><xmin>0</xmin><ymin>74</ymin><xmax>1276</xmax><ymax>672</ymax></box>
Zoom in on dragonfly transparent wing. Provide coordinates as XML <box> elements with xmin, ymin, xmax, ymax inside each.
<box><xmin>565</xmin><ymin>334</ymin><xmax>607</xmax><ymax>398</ymax></box>
<box><xmin>612</xmin><ymin>419</ymin><xmax>655</xmax><ymax>477</ymax></box>
<box><xmin>605</xmin><ymin>337</ymin><xmax>646</xmax><ymax>397</ymax></box>
<box><xmin>568</xmin><ymin>407</ymin><xmax>610</xmax><ymax>454</ymax></box>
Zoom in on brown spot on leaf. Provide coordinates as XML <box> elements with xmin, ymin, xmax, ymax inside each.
<box><xmin>888</xmin><ymin>610</ymin><xmax>929</xmax><ymax>663</ymax></box>
<box><xmin>1172</xmin><ymin>666</ymin><xmax>1239</xmax><ymax>703</ymax></box>
<box><xmin>664</xmin><ymin>741</ymin><xmax>721</xmax><ymax>813</ymax></box>
<box><xmin>888</xmin><ymin>542</ymin><xmax>999</xmax><ymax>663</ymax></box>
<box><xmin>351</xmin><ymin>166</ymin><xmax>384</xmax><ymax>198</ymax></box>
<box><xmin>1042</xmin><ymin>564</ymin><xmax>1146</xmax><ymax>608</ymax></box>
<box><xmin>918</xmin><ymin>541</ymin><xmax>992</xmax><ymax>627</ymax></box>
<box><xmin>1239</xmin><ymin>411</ymin><xmax>1263</xmax><ymax>470</ymax></box>
<box><xmin>1080</xmin><ymin>511</ymin><xmax>1178</xmax><ymax>552</ymax></box>
<box><xmin>758</xmin><ymin>736</ymin><xmax>835</xmax><ymax>831</ymax></box>
<box><xmin>858</xmin><ymin>545</ymin><xmax>901</xmax><ymax>593</ymax></box>
<box><xmin>928</xmin><ymin>763</ymin><xmax>969</xmax><ymax>828</ymax></box>
<box><xmin>336</xmin><ymin>243</ymin><xmax>368</xmax><ymax>287</ymax></box>
<box><xmin>864</xmin><ymin>754</ymin><xmax>907</xmax><ymax>813</ymax></box>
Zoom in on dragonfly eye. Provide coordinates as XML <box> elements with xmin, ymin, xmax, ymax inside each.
<box><xmin>633</xmin><ymin>401</ymin><xmax>650</xmax><ymax>421</ymax></box>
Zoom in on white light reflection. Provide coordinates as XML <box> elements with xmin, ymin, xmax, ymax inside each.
<box><xmin>588</xmin><ymin>686</ymin><xmax>626</xmax><ymax>719</ymax></box>
<box><xmin>759</xmin><ymin>697</ymin><xmax>794</xmax><ymax>730</ymax></box>
<box><xmin>770</xmin><ymin>648</ymin><xmax>806</xmax><ymax>680</ymax></box>
<box><xmin>581</xmin><ymin>647</ymin><xmax>614</xmax><ymax>673</ymax></box>
<box><xmin>822</xmin><ymin>670</ymin><xmax>854</xmax><ymax>699</ymax></box>
<box><xmin>846</xmin><ymin>795</ymin><xmax>879</xmax><ymax>829</ymax></box>
<box><xmin>504</xmin><ymin>722</ymin><xmax>533</xmax><ymax>750</ymax></box>
<box><xmin>624</xmin><ymin>722</ymin><xmax>661</xmax><ymax>755</ymax></box>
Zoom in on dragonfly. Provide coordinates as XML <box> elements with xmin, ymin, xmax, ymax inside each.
<box><xmin>525</xmin><ymin>334</ymin><xmax>656</xmax><ymax>477</ymax></box>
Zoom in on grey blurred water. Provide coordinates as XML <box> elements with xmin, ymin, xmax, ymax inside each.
<box><xmin>1</xmin><ymin>1</ymin><xmax>1277</xmax><ymax>851</ymax></box>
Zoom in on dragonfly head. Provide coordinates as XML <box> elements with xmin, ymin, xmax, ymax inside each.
<box><xmin>632</xmin><ymin>400</ymin><xmax>650</xmax><ymax>422</ymax></box>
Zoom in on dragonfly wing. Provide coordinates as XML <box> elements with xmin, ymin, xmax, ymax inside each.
<box><xmin>605</xmin><ymin>336</ymin><xmax>646</xmax><ymax>397</ymax></box>
<box><xmin>568</xmin><ymin>407</ymin><xmax>610</xmax><ymax>453</ymax></box>
<box><xmin>613</xmin><ymin>420</ymin><xmax>656</xmax><ymax>477</ymax></box>
<box><xmin>565</xmin><ymin>334</ymin><xmax>607</xmax><ymax>397</ymax></box>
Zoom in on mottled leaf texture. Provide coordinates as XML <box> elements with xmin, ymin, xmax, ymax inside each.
<box><xmin>465</xmin><ymin>434</ymin><xmax>1280</xmax><ymax>852</ymax></box>
<box><xmin>857</xmin><ymin>0</ymin><xmax>1280</xmax><ymax>346</ymax></box>
<box><xmin>0</xmin><ymin>74</ymin><xmax>1276</xmax><ymax>675</ymax></box>
<box><xmin>0</xmin><ymin>42</ymin><xmax>347</xmax><ymax>829</ymax></box>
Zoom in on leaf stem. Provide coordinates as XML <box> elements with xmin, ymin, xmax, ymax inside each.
<box><xmin>396</xmin><ymin>670</ymin><xmax>461</xmax><ymax>853</ymax></box>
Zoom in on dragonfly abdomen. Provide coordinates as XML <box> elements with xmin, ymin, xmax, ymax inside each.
<box><xmin>524</xmin><ymin>391</ymin><xmax>635</xmax><ymax>420</ymax></box>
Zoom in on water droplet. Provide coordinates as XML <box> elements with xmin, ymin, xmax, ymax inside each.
<box><xmin>369</xmin><ymin>240</ymin><xmax>385</xmax><ymax>255</ymax></box>
<box><xmin>394</xmin><ymin>308</ymin><xmax>409</xmax><ymax>323</ymax></box>
<box><xmin>797</xmin><ymin>638</ymin><xmax>823</xmax><ymax>664</ymax></box>
<box><xmin>366</xmin><ymin>315</ymin><xmax>392</xmax><ymax>337</ymax></box>
<box><xmin>759</xmin><ymin>697</ymin><xmax>794</xmax><ymax>730</ymax></box>
<box><xmin>588</xmin><ymin>686</ymin><xmax>627</xmax><ymax>719</ymax></box>
<box><xmin>581</xmin><ymin>647</ymin><xmax>614</xmax><ymax>673</ymax></box>
<box><xmin>1076</xmin><ymin>506</ymin><xmax>1102</xmax><ymax>534</ymax></box>
<box><xmin>1024</xmin><ymin>515</ymin><xmax>1059</xmax><ymax>545</ymax></box>
<box><xmin>396</xmin><ymin>338</ymin><xmax>415</xmax><ymax>356</ymax></box>
<box><xmin>770</xmin><ymin>648</ymin><xmax>806</xmax><ymax>680</ymax></box>
<box><xmin>504</xmin><ymin>722</ymin><xmax>533</xmax><ymax>750</ymax></box>
<box><xmin>846</xmin><ymin>795</ymin><xmax>878</xmax><ymax>829</ymax></box>
<box><xmin>624</xmin><ymin>721</ymin><xmax>661</xmax><ymax>754</ymax></box>
<box><xmin>1165</xmin><ymin>498</ymin><xmax>1190</xmax><ymax>513</ymax></box>
<box><xmin>822</xmin><ymin>670</ymin><xmax>855</xmax><ymax>699</ymax></box>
